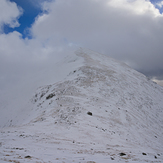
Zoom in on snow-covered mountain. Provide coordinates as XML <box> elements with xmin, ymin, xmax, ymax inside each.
<box><xmin>0</xmin><ymin>48</ymin><xmax>163</xmax><ymax>163</ymax></box>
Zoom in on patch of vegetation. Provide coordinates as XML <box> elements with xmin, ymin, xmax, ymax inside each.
<box><xmin>46</xmin><ymin>93</ymin><xmax>55</xmax><ymax>100</ymax></box>
<box><xmin>40</xmin><ymin>93</ymin><xmax>45</xmax><ymax>98</ymax></box>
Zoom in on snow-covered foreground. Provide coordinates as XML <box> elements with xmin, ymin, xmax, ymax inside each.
<box><xmin>0</xmin><ymin>48</ymin><xmax>163</xmax><ymax>162</ymax></box>
<box><xmin>1</xmin><ymin>121</ymin><xmax>163</xmax><ymax>163</ymax></box>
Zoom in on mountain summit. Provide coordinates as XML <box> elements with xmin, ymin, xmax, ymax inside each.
<box><xmin>0</xmin><ymin>48</ymin><xmax>163</xmax><ymax>162</ymax></box>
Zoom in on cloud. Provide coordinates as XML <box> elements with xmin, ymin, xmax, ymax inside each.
<box><xmin>0</xmin><ymin>0</ymin><xmax>23</xmax><ymax>31</ymax></box>
<box><xmin>30</xmin><ymin>0</ymin><xmax>163</xmax><ymax>79</ymax></box>
<box><xmin>108</xmin><ymin>0</ymin><xmax>160</xmax><ymax>16</ymax></box>
<box><xmin>28</xmin><ymin>0</ymin><xmax>52</xmax><ymax>9</ymax></box>
<box><xmin>0</xmin><ymin>0</ymin><xmax>73</xmax><ymax>108</ymax></box>
<box><xmin>0</xmin><ymin>30</ymin><xmax>73</xmax><ymax>116</ymax></box>
<box><xmin>156</xmin><ymin>1</ymin><xmax>163</xmax><ymax>8</ymax></box>
<box><xmin>152</xmin><ymin>79</ymin><xmax>163</xmax><ymax>87</ymax></box>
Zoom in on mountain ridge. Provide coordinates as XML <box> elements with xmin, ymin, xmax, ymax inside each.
<box><xmin>0</xmin><ymin>48</ymin><xmax>163</xmax><ymax>162</ymax></box>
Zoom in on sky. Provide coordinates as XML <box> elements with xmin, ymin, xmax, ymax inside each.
<box><xmin>0</xmin><ymin>0</ymin><xmax>163</xmax><ymax>102</ymax></box>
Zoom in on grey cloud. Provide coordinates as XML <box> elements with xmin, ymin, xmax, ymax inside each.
<box><xmin>31</xmin><ymin>0</ymin><xmax>163</xmax><ymax>79</ymax></box>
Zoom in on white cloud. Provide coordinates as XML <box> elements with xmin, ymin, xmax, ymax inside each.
<box><xmin>108</xmin><ymin>0</ymin><xmax>161</xmax><ymax>16</ymax></box>
<box><xmin>156</xmin><ymin>1</ymin><xmax>163</xmax><ymax>8</ymax></box>
<box><xmin>0</xmin><ymin>0</ymin><xmax>23</xmax><ymax>31</ymax></box>
<box><xmin>30</xmin><ymin>0</ymin><xmax>163</xmax><ymax>75</ymax></box>
<box><xmin>152</xmin><ymin>79</ymin><xmax>163</xmax><ymax>87</ymax></box>
<box><xmin>0</xmin><ymin>29</ymin><xmax>72</xmax><ymax>111</ymax></box>
<box><xmin>28</xmin><ymin>0</ymin><xmax>52</xmax><ymax>9</ymax></box>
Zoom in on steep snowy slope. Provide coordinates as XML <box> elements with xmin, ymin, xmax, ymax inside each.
<box><xmin>0</xmin><ymin>48</ymin><xmax>163</xmax><ymax>163</ymax></box>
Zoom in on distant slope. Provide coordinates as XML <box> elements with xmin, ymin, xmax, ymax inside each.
<box><xmin>0</xmin><ymin>48</ymin><xmax>163</xmax><ymax>162</ymax></box>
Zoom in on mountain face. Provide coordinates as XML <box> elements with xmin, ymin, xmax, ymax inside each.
<box><xmin>0</xmin><ymin>48</ymin><xmax>163</xmax><ymax>162</ymax></box>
